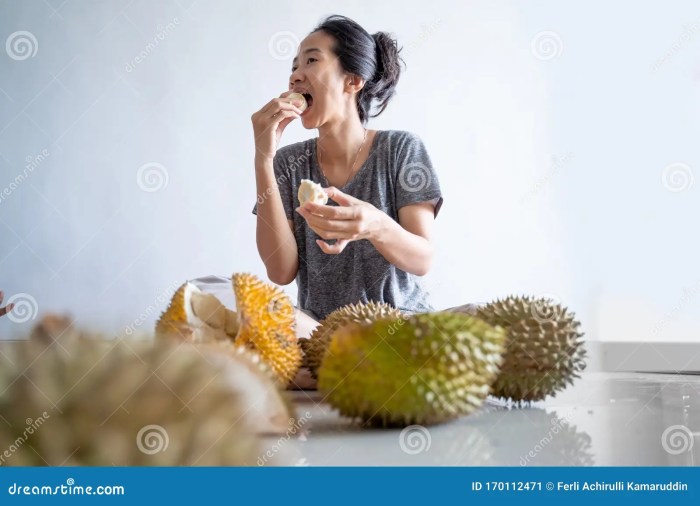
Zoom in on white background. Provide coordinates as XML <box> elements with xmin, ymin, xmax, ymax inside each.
<box><xmin>0</xmin><ymin>0</ymin><xmax>698</xmax><ymax>345</ymax></box>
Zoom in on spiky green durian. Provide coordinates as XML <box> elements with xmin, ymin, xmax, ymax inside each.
<box><xmin>0</xmin><ymin>336</ymin><xmax>263</xmax><ymax>466</ymax></box>
<box><xmin>301</xmin><ymin>301</ymin><xmax>405</xmax><ymax>379</ymax></box>
<box><xmin>317</xmin><ymin>312</ymin><xmax>507</xmax><ymax>427</ymax></box>
<box><xmin>476</xmin><ymin>295</ymin><xmax>587</xmax><ymax>401</ymax></box>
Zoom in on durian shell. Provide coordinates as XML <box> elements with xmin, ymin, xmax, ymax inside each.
<box><xmin>232</xmin><ymin>273</ymin><xmax>302</xmax><ymax>386</ymax></box>
<box><xmin>477</xmin><ymin>295</ymin><xmax>587</xmax><ymax>401</ymax></box>
<box><xmin>302</xmin><ymin>301</ymin><xmax>405</xmax><ymax>379</ymax></box>
<box><xmin>0</xmin><ymin>336</ymin><xmax>261</xmax><ymax>466</ymax></box>
<box><xmin>317</xmin><ymin>312</ymin><xmax>507</xmax><ymax>427</ymax></box>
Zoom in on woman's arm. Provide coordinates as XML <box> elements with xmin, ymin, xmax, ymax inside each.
<box><xmin>254</xmin><ymin>156</ymin><xmax>298</xmax><ymax>285</ymax></box>
<box><xmin>370</xmin><ymin>202</ymin><xmax>435</xmax><ymax>276</ymax></box>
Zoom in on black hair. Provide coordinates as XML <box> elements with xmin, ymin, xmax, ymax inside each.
<box><xmin>312</xmin><ymin>15</ymin><xmax>405</xmax><ymax>124</ymax></box>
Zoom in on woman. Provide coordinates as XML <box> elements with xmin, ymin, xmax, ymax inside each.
<box><xmin>251</xmin><ymin>15</ymin><xmax>444</xmax><ymax>342</ymax></box>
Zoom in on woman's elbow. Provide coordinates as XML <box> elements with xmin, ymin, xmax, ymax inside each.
<box><xmin>267</xmin><ymin>267</ymin><xmax>297</xmax><ymax>286</ymax></box>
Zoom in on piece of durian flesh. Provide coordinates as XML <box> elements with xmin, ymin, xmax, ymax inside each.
<box><xmin>298</xmin><ymin>179</ymin><xmax>328</xmax><ymax>206</ymax></box>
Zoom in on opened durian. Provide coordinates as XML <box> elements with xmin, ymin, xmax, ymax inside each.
<box><xmin>317</xmin><ymin>312</ymin><xmax>507</xmax><ymax>427</ymax></box>
<box><xmin>155</xmin><ymin>282</ymin><xmax>239</xmax><ymax>343</ymax></box>
<box><xmin>476</xmin><ymin>295</ymin><xmax>587</xmax><ymax>401</ymax></box>
<box><xmin>232</xmin><ymin>273</ymin><xmax>302</xmax><ymax>386</ymax></box>
<box><xmin>0</xmin><ymin>336</ymin><xmax>262</xmax><ymax>466</ymax></box>
<box><xmin>156</xmin><ymin>274</ymin><xmax>302</xmax><ymax>386</ymax></box>
<box><xmin>301</xmin><ymin>301</ymin><xmax>405</xmax><ymax>379</ymax></box>
<box><xmin>298</xmin><ymin>179</ymin><xmax>328</xmax><ymax>206</ymax></box>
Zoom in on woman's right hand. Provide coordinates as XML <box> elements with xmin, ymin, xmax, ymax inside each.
<box><xmin>251</xmin><ymin>92</ymin><xmax>305</xmax><ymax>162</ymax></box>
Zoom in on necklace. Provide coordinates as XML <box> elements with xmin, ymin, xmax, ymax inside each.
<box><xmin>317</xmin><ymin>128</ymin><xmax>368</xmax><ymax>189</ymax></box>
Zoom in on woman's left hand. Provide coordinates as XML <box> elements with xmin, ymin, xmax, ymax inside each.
<box><xmin>295</xmin><ymin>186</ymin><xmax>386</xmax><ymax>254</ymax></box>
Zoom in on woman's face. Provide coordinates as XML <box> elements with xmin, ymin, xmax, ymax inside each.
<box><xmin>289</xmin><ymin>31</ymin><xmax>358</xmax><ymax>128</ymax></box>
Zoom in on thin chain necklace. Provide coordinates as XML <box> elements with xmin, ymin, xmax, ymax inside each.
<box><xmin>317</xmin><ymin>127</ymin><xmax>368</xmax><ymax>188</ymax></box>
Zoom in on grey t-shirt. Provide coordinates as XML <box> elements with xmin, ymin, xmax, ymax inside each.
<box><xmin>252</xmin><ymin>129</ymin><xmax>444</xmax><ymax>321</ymax></box>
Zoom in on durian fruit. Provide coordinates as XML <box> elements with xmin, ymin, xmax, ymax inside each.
<box><xmin>0</xmin><ymin>336</ymin><xmax>261</xmax><ymax>466</ymax></box>
<box><xmin>155</xmin><ymin>282</ymin><xmax>239</xmax><ymax>343</ymax></box>
<box><xmin>286</xmin><ymin>92</ymin><xmax>308</xmax><ymax>112</ymax></box>
<box><xmin>232</xmin><ymin>273</ymin><xmax>302</xmax><ymax>386</ymax></box>
<box><xmin>317</xmin><ymin>312</ymin><xmax>507</xmax><ymax>427</ymax></box>
<box><xmin>298</xmin><ymin>179</ymin><xmax>328</xmax><ymax>206</ymax></box>
<box><xmin>301</xmin><ymin>301</ymin><xmax>405</xmax><ymax>379</ymax></box>
<box><xmin>196</xmin><ymin>340</ymin><xmax>297</xmax><ymax>435</ymax></box>
<box><xmin>156</xmin><ymin>274</ymin><xmax>301</xmax><ymax>386</ymax></box>
<box><xmin>476</xmin><ymin>295</ymin><xmax>587</xmax><ymax>401</ymax></box>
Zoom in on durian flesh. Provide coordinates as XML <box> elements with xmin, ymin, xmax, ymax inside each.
<box><xmin>298</xmin><ymin>179</ymin><xmax>328</xmax><ymax>206</ymax></box>
<box><xmin>476</xmin><ymin>295</ymin><xmax>587</xmax><ymax>401</ymax></box>
<box><xmin>318</xmin><ymin>312</ymin><xmax>507</xmax><ymax>427</ymax></box>
<box><xmin>156</xmin><ymin>282</ymin><xmax>238</xmax><ymax>343</ymax></box>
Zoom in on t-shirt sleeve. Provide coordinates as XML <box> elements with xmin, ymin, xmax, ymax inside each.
<box><xmin>251</xmin><ymin>152</ymin><xmax>294</xmax><ymax>220</ymax></box>
<box><xmin>394</xmin><ymin>132</ymin><xmax>444</xmax><ymax>218</ymax></box>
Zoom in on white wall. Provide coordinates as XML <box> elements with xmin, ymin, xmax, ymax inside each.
<box><xmin>0</xmin><ymin>0</ymin><xmax>698</xmax><ymax>343</ymax></box>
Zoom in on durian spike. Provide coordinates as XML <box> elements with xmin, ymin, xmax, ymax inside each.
<box><xmin>232</xmin><ymin>273</ymin><xmax>302</xmax><ymax>386</ymax></box>
<box><xmin>304</xmin><ymin>300</ymin><xmax>405</xmax><ymax>379</ymax></box>
<box><xmin>318</xmin><ymin>312</ymin><xmax>507</xmax><ymax>427</ymax></box>
<box><xmin>477</xmin><ymin>294</ymin><xmax>587</xmax><ymax>402</ymax></box>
